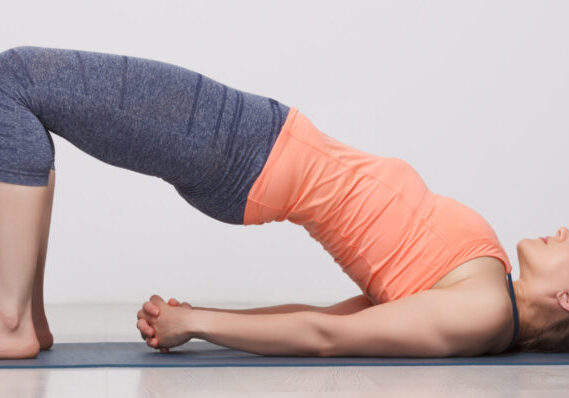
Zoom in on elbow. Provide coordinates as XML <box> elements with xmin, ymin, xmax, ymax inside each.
<box><xmin>299</xmin><ymin>338</ymin><xmax>334</xmax><ymax>357</ymax></box>
<box><xmin>297</xmin><ymin>312</ymin><xmax>363</xmax><ymax>357</ymax></box>
<box><xmin>301</xmin><ymin>332</ymin><xmax>336</xmax><ymax>357</ymax></box>
<box><xmin>315</xmin><ymin>328</ymin><xmax>344</xmax><ymax>357</ymax></box>
<box><xmin>318</xmin><ymin>341</ymin><xmax>338</xmax><ymax>357</ymax></box>
<box><xmin>301</xmin><ymin>312</ymin><xmax>341</xmax><ymax>357</ymax></box>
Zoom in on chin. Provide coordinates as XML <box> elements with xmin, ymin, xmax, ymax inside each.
<box><xmin>516</xmin><ymin>238</ymin><xmax>532</xmax><ymax>252</ymax></box>
<box><xmin>516</xmin><ymin>238</ymin><xmax>531</xmax><ymax>265</ymax></box>
<box><xmin>516</xmin><ymin>238</ymin><xmax>541</xmax><ymax>277</ymax></box>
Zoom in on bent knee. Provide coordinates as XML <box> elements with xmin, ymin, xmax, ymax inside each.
<box><xmin>0</xmin><ymin>105</ymin><xmax>55</xmax><ymax>187</ymax></box>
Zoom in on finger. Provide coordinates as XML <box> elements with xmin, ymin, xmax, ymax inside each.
<box><xmin>137</xmin><ymin>308</ymin><xmax>153</xmax><ymax>320</ymax></box>
<box><xmin>160</xmin><ymin>347</ymin><xmax>169</xmax><ymax>353</ymax></box>
<box><xmin>136</xmin><ymin>318</ymin><xmax>144</xmax><ymax>332</ymax></box>
<box><xmin>144</xmin><ymin>319</ymin><xmax>155</xmax><ymax>337</ymax></box>
<box><xmin>140</xmin><ymin>326</ymin><xmax>151</xmax><ymax>341</ymax></box>
<box><xmin>181</xmin><ymin>302</ymin><xmax>192</xmax><ymax>309</ymax></box>
<box><xmin>137</xmin><ymin>319</ymin><xmax>155</xmax><ymax>338</ymax></box>
<box><xmin>146</xmin><ymin>337</ymin><xmax>156</xmax><ymax>348</ymax></box>
<box><xmin>150</xmin><ymin>294</ymin><xmax>165</xmax><ymax>305</ymax></box>
<box><xmin>148</xmin><ymin>337</ymin><xmax>159</xmax><ymax>348</ymax></box>
<box><xmin>143</xmin><ymin>301</ymin><xmax>160</xmax><ymax>316</ymax></box>
<box><xmin>137</xmin><ymin>320</ymin><xmax>144</xmax><ymax>341</ymax></box>
<box><xmin>168</xmin><ymin>298</ymin><xmax>180</xmax><ymax>306</ymax></box>
<box><xmin>136</xmin><ymin>310</ymin><xmax>152</xmax><ymax>325</ymax></box>
<box><xmin>137</xmin><ymin>319</ymin><xmax>153</xmax><ymax>338</ymax></box>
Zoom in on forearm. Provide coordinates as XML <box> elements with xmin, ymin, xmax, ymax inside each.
<box><xmin>192</xmin><ymin>303</ymin><xmax>326</xmax><ymax>315</ymax></box>
<box><xmin>189</xmin><ymin>309</ymin><xmax>337</xmax><ymax>356</ymax></box>
<box><xmin>191</xmin><ymin>295</ymin><xmax>373</xmax><ymax>316</ymax></box>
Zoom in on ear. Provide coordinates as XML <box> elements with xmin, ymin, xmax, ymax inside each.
<box><xmin>555</xmin><ymin>290</ymin><xmax>569</xmax><ymax>312</ymax></box>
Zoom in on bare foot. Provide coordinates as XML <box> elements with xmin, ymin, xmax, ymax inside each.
<box><xmin>32</xmin><ymin>306</ymin><xmax>54</xmax><ymax>350</ymax></box>
<box><xmin>0</xmin><ymin>316</ymin><xmax>41</xmax><ymax>359</ymax></box>
<box><xmin>37</xmin><ymin>331</ymin><xmax>54</xmax><ymax>351</ymax></box>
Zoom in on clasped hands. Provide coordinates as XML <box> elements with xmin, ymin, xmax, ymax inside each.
<box><xmin>136</xmin><ymin>294</ymin><xmax>194</xmax><ymax>353</ymax></box>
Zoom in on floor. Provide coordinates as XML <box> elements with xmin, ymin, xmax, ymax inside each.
<box><xmin>1</xmin><ymin>304</ymin><xmax>568</xmax><ymax>397</ymax></box>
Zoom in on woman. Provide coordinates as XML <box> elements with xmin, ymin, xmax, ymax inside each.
<box><xmin>0</xmin><ymin>46</ymin><xmax>566</xmax><ymax>359</ymax></box>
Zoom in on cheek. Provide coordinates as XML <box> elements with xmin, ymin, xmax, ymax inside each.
<box><xmin>549</xmin><ymin>250</ymin><xmax>569</xmax><ymax>272</ymax></box>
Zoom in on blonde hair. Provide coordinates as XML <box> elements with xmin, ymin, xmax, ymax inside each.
<box><xmin>512</xmin><ymin>317</ymin><xmax>569</xmax><ymax>352</ymax></box>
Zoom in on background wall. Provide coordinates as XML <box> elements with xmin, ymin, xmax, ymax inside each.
<box><xmin>1</xmin><ymin>0</ymin><xmax>567</xmax><ymax>305</ymax></box>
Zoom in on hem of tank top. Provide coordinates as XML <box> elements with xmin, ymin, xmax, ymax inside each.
<box><xmin>459</xmin><ymin>238</ymin><xmax>511</xmax><ymax>269</ymax></box>
<box><xmin>421</xmin><ymin>240</ymin><xmax>512</xmax><ymax>289</ymax></box>
<box><xmin>379</xmin><ymin>239</ymin><xmax>511</xmax><ymax>300</ymax></box>
<box><xmin>244</xmin><ymin>197</ymin><xmax>288</xmax><ymax>215</ymax></box>
<box><xmin>242</xmin><ymin>106</ymin><xmax>300</xmax><ymax>225</ymax></box>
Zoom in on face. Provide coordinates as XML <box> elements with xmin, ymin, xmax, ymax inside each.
<box><xmin>517</xmin><ymin>226</ymin><xmax>569</xmax><ymax>284</ymax></box>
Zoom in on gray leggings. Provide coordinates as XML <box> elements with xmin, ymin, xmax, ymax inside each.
<box><xmin>0</xmin><ymin>46</ymin><xmax>290</xmax><ymax>224</ymax></box>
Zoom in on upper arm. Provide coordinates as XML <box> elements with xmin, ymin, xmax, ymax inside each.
<box><xmin>321</xmin><ymin>285</ymin><xmax>506</xmax><ymax>357</ymax></box>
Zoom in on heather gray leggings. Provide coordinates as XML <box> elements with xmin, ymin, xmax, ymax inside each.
<box><xmin>0</xmin><ymin>46</ymin><xmax>290</xmax><ymax>224</ymax></box>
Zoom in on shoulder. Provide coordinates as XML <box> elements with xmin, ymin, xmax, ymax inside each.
<box><xmin>329</xmin><ymin>278</ymin><xmax>511</xmax><ymax>357</ymax></box>
<box><xmin>432</xmin><ymin>255</ymin><xmax>514</xmax><ymax>356</ymax></box>
<box><xmin>444</xmin><ymin>277</ymin><xmax>513</xmax><ymax>356</ymax></box>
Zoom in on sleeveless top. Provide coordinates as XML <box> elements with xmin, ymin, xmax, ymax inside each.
<box><xmin>243</xmin><ymin>107</ymin><xmax>513</xmax><ymax>305</ymax></box>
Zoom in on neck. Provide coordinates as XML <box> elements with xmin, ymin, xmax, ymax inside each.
<box><xmin>513</xmin><ymin>278</ymin><xmax>563</xmax><ymax>342</ymax></box>
<box><xmin>512</xmin><ymin>279</ymin><xmax>535</xmax><ymax>342</ymax></box>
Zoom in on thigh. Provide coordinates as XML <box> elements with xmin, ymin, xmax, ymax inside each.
<box><xmin>0</xmin><ymin>46</ymin><xmax>201</xmax><ymax>182</ymax></box>
<box><xmin>0</xmin><ymin>46</ymin><xmax>290</xmax><ymax>224</ymax></box>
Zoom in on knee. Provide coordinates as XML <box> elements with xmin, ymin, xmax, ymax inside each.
<box><xmin>0</xmin><ymin>46</ymin><xmax>44</xmax><ymax>81</ymax></box>
<box><xmin>0</xmin><ymin>46</ymin><xmax>28</xmax><ymax>66</ymax></box>
<box><xmin>0</xmin><ymin>46</ymin><xmax>34</xmax><ymax>93</ymax></box>
<box><xmin>0</xmin><ymin>108</ymin><xmax>55</xmax><ymax>186</ymax></box>
<box><xmin>0</xmin><ymin>46</ymin><xmax>38</xmax><ymax>59</ymax></box>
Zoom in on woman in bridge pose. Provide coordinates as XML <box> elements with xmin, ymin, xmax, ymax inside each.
<box><xmin>0</xmin><ymin>46</ymin><xmax>566</xmax><ymax>359</ymax></box>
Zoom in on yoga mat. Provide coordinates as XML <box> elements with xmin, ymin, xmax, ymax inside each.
<box><xmin>1</xmin><ymin>341</ymin><xmax>569</xmax><ymax>369</ymax></box>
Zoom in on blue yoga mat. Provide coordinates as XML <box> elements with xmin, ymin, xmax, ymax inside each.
<box><xmin>1</xmin><ymin>341</ymin><xmax>568</xmax><ymax>368</ymax></box>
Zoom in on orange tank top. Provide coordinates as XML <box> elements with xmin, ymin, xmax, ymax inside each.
<box><xmin>243</xmin><ymin>107</ymin><xmax>512</xmax><ymax>304</ymax></box>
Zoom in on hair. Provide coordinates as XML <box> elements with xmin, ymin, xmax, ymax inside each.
<box><xmin>512</xmin><ymin>316</ymin><xmax>569</xmax><ymax>353</ymax></box>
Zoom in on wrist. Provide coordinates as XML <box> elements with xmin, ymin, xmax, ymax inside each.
<box><xmin>187</xmin><ymin>308</ymin><xmax>210</xmax><ymax>339</ymax></box>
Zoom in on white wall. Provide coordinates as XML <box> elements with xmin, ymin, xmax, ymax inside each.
<box><xmin>1</xmin><ymin>0</ymin><xmax>567</xmax><ymax>305</ymax></box>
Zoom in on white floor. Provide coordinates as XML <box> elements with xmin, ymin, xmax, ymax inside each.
<box><xmin>1</xmin><ymin>303</ymin><xmax>568</xmax><ymax>397</ymax></box>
